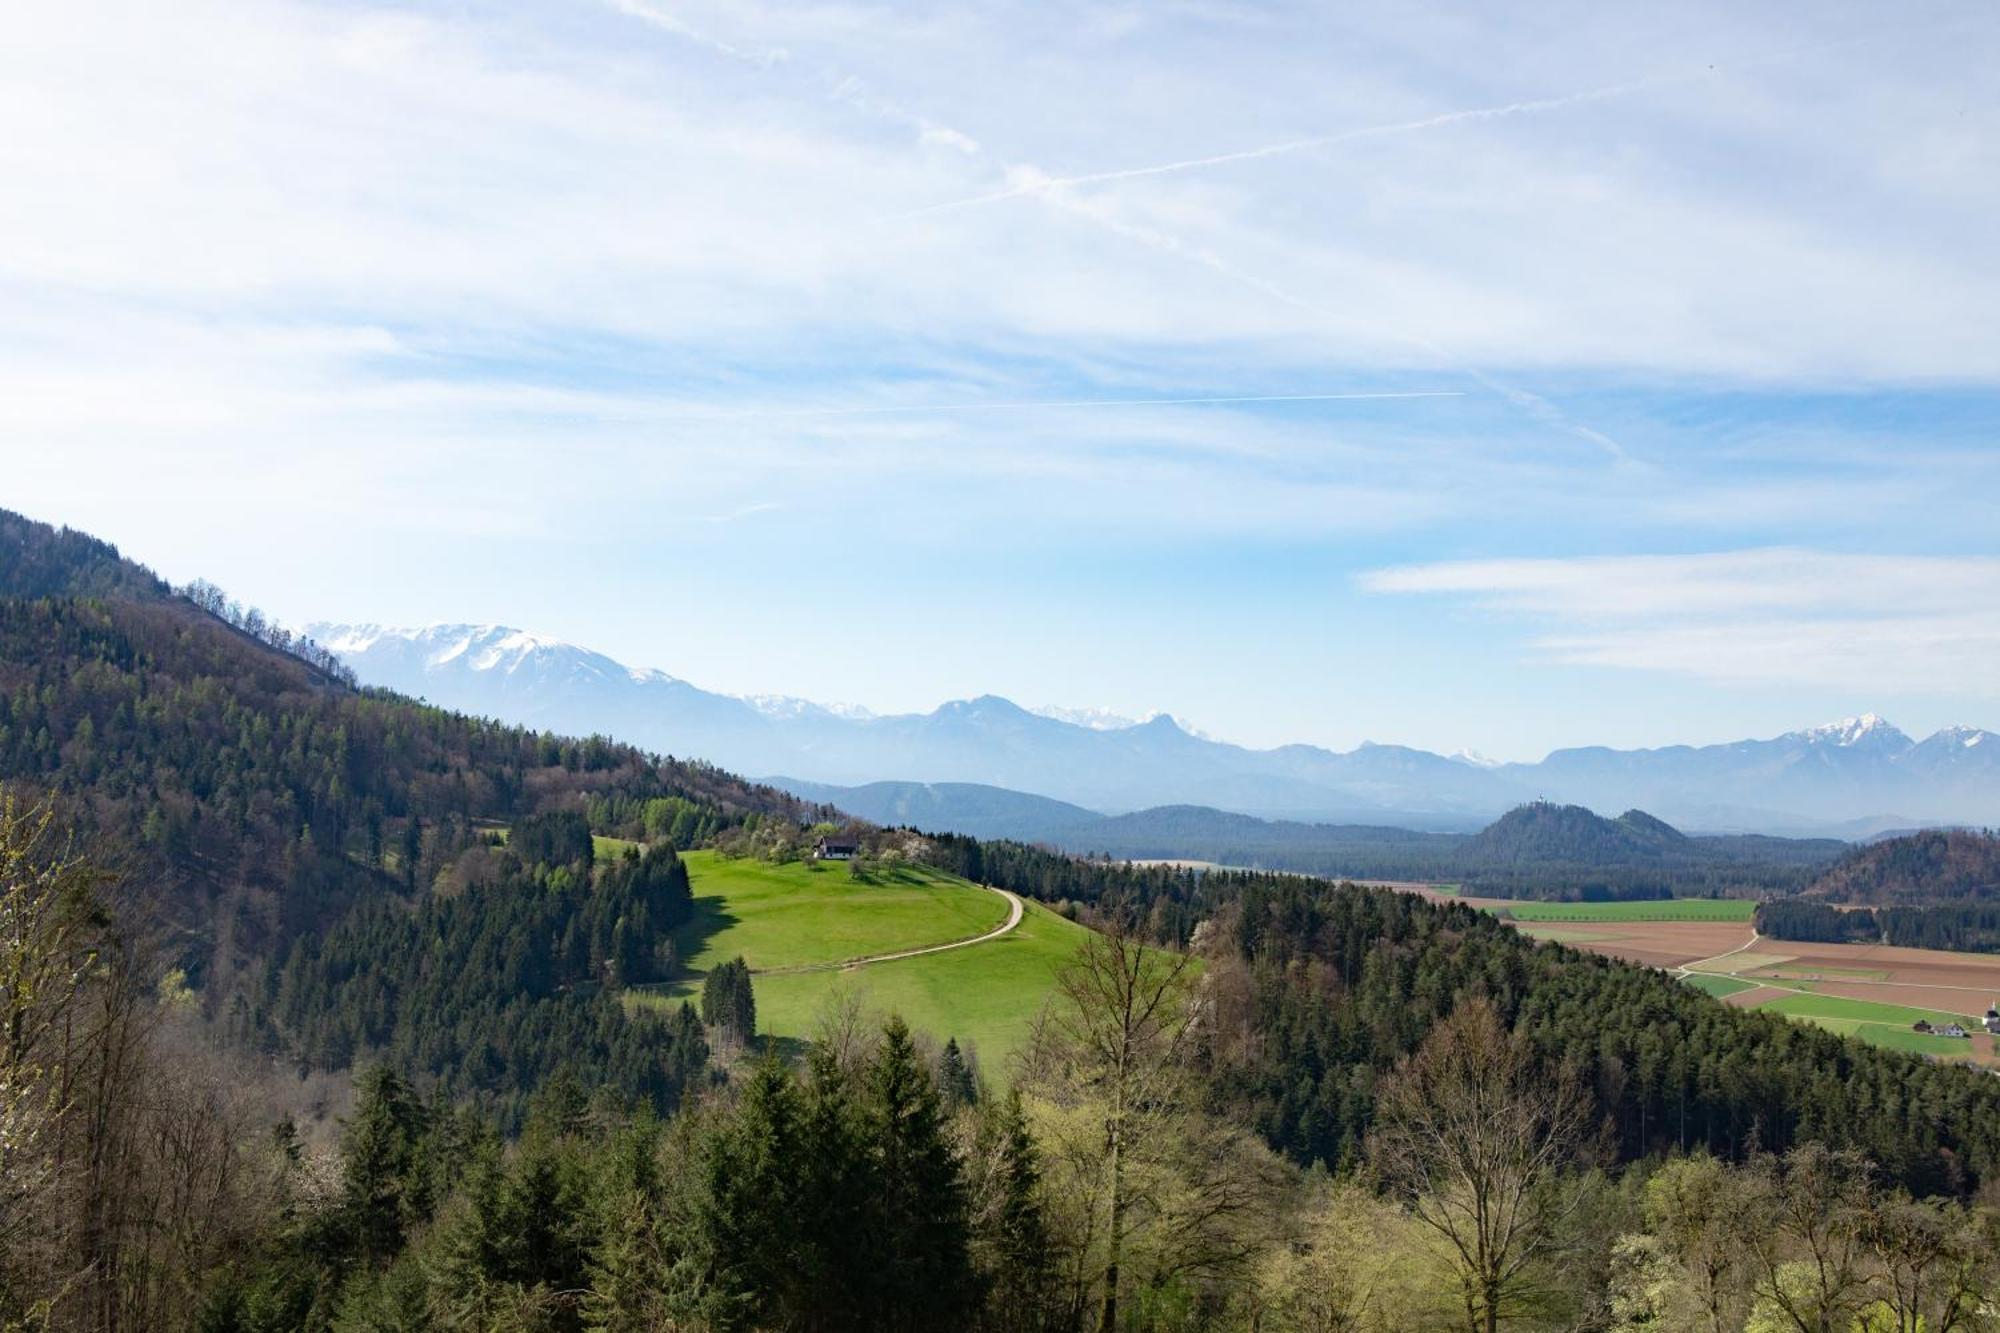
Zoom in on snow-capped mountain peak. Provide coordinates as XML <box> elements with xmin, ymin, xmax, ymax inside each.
<box><xmin>1792</xmin><ymin>713</ymin><xmax>1909</xmax><ymax>748</ymax></box>
<box><xmin>1920</xmin><ymin>724</ymin><xmax>1994</xmax><ymax>751</ymax></box>
<box><xmin>744</xmin><ymin>695</ymin><xmax>877</xmax><ymax>722</ymax></box>
<box><xmin>1030</xmin><ymin>705</ymin><xmax>1148</xmax><ymax>731</ymax></box>
<box><xmin>1450</xmin><ymin>748</ymin><xmax>1506</xmax><ymax>769</ymax></box>
<box><xmin>308</xmin><ymin>623</ymin><xmax>665</xmax><ymax>684</ymax></box>
<box><xmin>307</xmin><ymin>623</ymin><xmax>2000</xmax><ymax>828</ymax></box>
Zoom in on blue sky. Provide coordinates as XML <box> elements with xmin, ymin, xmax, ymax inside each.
<box><xmin>4</xmin><ymin>0</ymin><xmax>1998</xmax><ymax>759</ymax></box>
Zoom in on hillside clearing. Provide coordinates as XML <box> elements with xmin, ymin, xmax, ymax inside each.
<box><xmin>631</xmin><ymin>852</ymin><xmax>1092</xmax><ymax>1077</ymax></box>
<box><xmin>670</xmin><ymin>852</ymin><xmax>1012</xmax><ymax>973</ymax></box>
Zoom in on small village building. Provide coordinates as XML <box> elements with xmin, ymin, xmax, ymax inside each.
<box><xmin>813</xmin><ymin>835</ymin><xmax>859</xmax><ymax>861</ymax></box>
<box><xmin>1937</xmin><ymin>1023</ymin><xmax>1970</xmax><ymax>1039</ymax></box>
<box><xmin>1985</xmin><ymin>1006</ymin><xmax>2000</xmax><ymax>1034</ymax></box>
<box><xmin>1914</xmin><ymin>1020</ymin><xmax>1934</xmax><ymax>1034</ymax></box>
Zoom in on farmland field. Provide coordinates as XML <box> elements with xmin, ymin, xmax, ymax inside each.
<box><xmin>632</xmin><ymin>852</ymin><xmax>1091</xmax><ymax>1077</ymax></box>
<box><xmin>1500</xmin><ymin>898</ymin><xmax>1755</xmax><ymax>923</ymax></box>
<box><xmin>1387</xmin><ymin>883</ymin><xmax>2000</xmax><ymax>1064</ymax></box>
<box><xmin>592</xmin><ymin>833</ymin><xmax>640</xmax><ymax>861</ymax></box>
<box><xmin>1748</xmin><ymin>991</ymin><xmax>1983</xmax><ymax>1057</ymax></box>
<box><xmin>1681</xmin><ymin>974</ymin><xmax>1758</xmax><ymax>998</ymax></box>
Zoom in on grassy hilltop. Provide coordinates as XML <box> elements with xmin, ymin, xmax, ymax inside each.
<box><xmin>635</xmin><ymin>851</ymin><xmax>1095</xmax><ymax>1074</ymax></box>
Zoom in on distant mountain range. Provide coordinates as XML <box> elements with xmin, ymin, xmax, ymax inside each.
<box><xmin>311</xmin><ymin>623</ymin><xmax>2000</xmax><ymax>834</ymax></box>
<box><xmin>772</xmin><ymin>781</ymin><xmax>1843</xmax><ymax>893</ymax></box>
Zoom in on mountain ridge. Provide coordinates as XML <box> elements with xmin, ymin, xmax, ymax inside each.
<box><xmin>312</xmin><ymin>621</ymin><xmax>2000</xmax><ymax>832</ymax></box>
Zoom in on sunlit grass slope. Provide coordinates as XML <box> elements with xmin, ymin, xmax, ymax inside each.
<box><xmin>633</xmin><ymin>851</ymin><xmax>1092</xmax><ymax>1077</ymax></box>
<box><xmin>672</xmin><ymin>851</ymin><xmax>1009</xmax><ymax>972</ymax></box>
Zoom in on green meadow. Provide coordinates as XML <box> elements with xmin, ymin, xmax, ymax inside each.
<box><xmin>1754</xmin><ymin>991</ymin><xmax>1982</xmax><ymax>1058</ymax></box>
<box><xmin>670</xmin><ymin>851</ymin><xmax>1011</xmax><ymax>973</ymax></box>
<box><xmin>632</xmin><ymin>852</ymin><xmax>1093</xmax><ymax>1076</ymax></box>
<box><xmin>1680</xmin><ymin>974</ymin><xmax>1759</xmax><ymax>998</ymax></box>
<box><xmin>1499</xmin><ymin>898</ymin><xmax>1756</xmax><ymax>923</ymax></box>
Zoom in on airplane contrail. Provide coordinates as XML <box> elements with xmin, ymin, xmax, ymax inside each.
<box><xmin>702</xmin><ymin>390</ymin><xmax>1465</xmax><ymax>420</ymax></box>
<box><xmin>900</xmin><ymin>78</ymin><xmax>1665</xmax><ymax>217</ymax></box>
<box><xmin>1022</xmin><ymin>188</ymin><xmax>1633</xmax><ymax>463</ymax></box>
<box><xmin>603</xmin><ymin>0</ymin><xmax>788</xmax><ymax>68</ymax></box>
<box><xmin>601</xmin><ymin>0</ymin><xmax>1638</xmax><ymax>460</ymax></box>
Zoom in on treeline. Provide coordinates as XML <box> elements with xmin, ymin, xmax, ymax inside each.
<box><xmin>265</xmin><ymin>813</ymin><xmax>707</xmax><ymax>1128</ymax></box>
<box><xmin>178</xmin><ymin>577</ymin><xmax>358</xmax><ymax>688</ymax></box>
<box><xmin>1755</xmin><ymin>899</ymin><xmax>1881</xmax><ymax>943</ymax></box>
<box><xmin>1760</xmin><ymin>898</ymin><xmax>2000</xmax><ymax>953</ymax></box>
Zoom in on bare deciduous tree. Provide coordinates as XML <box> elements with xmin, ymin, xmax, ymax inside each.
<box><xmin>1863</xmin><ymin>1192</ymin><xmax>1995</xmax><ymax>1333</ymax></box>
<box><xmin>1744</xmin><ymin>1144</ymin><xmax>1876</xmax><ymax>1333</ymax></box>
<box><xmin>1639</xmin><ymin>1152</ymin><xmax>1760</xmax><ymax>1333</ymax></box>
<box><xmin>1024</xmin><ymin>923</ymin><xmax>1198</xmax><ymax>1332</ymax></box>
<box><xmin>1</xmin><ymin>795</ymin><xmax>103</xmax><ymax>1323</ymax></box>
<box><xmin>1368</xmin><ymin>997</ymin><xmax>1595</xmax><ymax>1333</ymax></box>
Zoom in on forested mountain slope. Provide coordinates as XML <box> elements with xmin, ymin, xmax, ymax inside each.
<box><xmin>0</xmin><ymin>508</ymin><xmax>818</xmax><ymax>1074</ymax></box>
<box><xmin>1802</xmin><ymin>827</ymin><xmax>2000</xmax><ymax>905</ymax></box>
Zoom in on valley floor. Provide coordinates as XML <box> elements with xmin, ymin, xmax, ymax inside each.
<box><xmin>1389</xmin><ymin>884</ymin><xmax>2000</xmax><ymax>1067</ymax></box>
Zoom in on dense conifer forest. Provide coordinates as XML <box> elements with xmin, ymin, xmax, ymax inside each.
<box><xmin>1759</xmin><ymin>897</ymin><xmax>2000</xmax><ymax>953</ymax></box>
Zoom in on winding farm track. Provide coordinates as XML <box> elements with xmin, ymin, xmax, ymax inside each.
<box><xmin>751</xmin><ymin>885</ymin><xmax>1026</xmax><ymax>977</ymax></box>
<box><xmin>1676</xmin><ymin>927</ymin><xmax>1997</xmax><ymax>1020</ymax></box>
<box><xmin>1673</xmin><ymin>928</ymin><xmax>1764</xmax><ymax>980</ymax></box>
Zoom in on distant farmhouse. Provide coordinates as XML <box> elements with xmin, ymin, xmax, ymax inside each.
<box><xmin>1987</xmin><ymin>1005</ymin><xmax>2000</xmax><ymax>1035</ymax></box>
<box><xmin>1915</xmin><ymin>1019</ymin><xmax>1971</xmax><ymax>1038</ymax></box>
<box><xmin>813</xmin><ymin>835</ymin><xmax>859</xmax><ymax>861</ymax></box>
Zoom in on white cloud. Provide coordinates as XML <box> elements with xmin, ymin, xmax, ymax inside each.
<box><xmin>1363</xmin><ymin>550</ymin><xmax>2000</xmax><ymax>695</ymax></box>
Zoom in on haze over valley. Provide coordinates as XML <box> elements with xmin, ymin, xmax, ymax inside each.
<box><xmin>315</xmin><ymin>622</ymin><xmax>1999</xmax><ymax>836</ymax></box>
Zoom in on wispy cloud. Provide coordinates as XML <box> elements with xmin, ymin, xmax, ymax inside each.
<box><xmin>1363</xmin><ymin>550</ymin><xmax>2000</xmax><ymax>696</ymax></box>
<box><xmin>698</xmin><ymin>501</ymin><xmax>784</xmax><ymax>524</ymax></box>
<box><xmin>601</xmin><ymin>0</ymin><xmax>787</xmax><ymax>67</ymax></box>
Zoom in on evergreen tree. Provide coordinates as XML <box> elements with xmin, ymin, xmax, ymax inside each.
<box><xmin>866</xmin><ymin>1017</ymin><xmax>978</xmax><ymax>1329</ymax></box>
<box><xmin>340</xmin><ymin>1067</ymin><xmax>427</xmax><ymax>1266</ymax></box>
<box><xmin>972</xmin><ymin>1090</ymin><xmax>1054</xmax><ymax>1332</ymax></box>
<box><xmin>691</xmin><ymin>1057</ymin><xmax>805</xmax><ymax>1329</ymax></box>
<box><xmin>939</xmin><ymin>1037</ymin><xmax>978</xmax><ymax>1108</ymax></box>
<box><xmin>792</xmin><ymin>1044</ymin><xmax>878</xmax><ymax>1329</ymax></box>
<box><xmin>700</xmin><ymin>958</ymin><xmax>755</xmax><ymax>1050</ymax></box>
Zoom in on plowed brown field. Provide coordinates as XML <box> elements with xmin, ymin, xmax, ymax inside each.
<box><xmin>1390</xmin><ymin>889</ymin><xmax>2000</xmax><ymax>1065</ymax></box>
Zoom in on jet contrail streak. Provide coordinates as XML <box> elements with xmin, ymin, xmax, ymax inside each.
<box><xmin>901</xmin><ymin>79</ymin><xmax>1663</xmax><ymax>216</ymax></box>
<box><xmin>710</xmin><ymin>391</ymin><xmax>1464</xmax><ymax>420</ymax></box>
<box><xmin>603</xmin><ymin>0</ymin><xmax>788</xmax><ymax>67</ymax></box>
